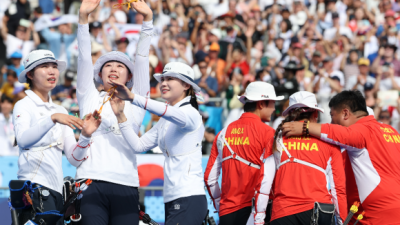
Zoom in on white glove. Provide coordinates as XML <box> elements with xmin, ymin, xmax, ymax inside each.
<box><xmin>254</xmin><ymin>212</ymin><xmax>266</xmax><ymax>225</ymax></box>
<box><xmin>213</xmin><ymin>197</ymin><xmax>221</xmax><ymax>212</ymax></box>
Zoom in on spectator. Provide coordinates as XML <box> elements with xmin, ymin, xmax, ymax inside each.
<box><xmin>314</xmin><ymin>56</ymin><xmax>344</xmax><ymax>123</ymax></box>
<box><xmin>39</xmin><ymin>0</ymin><xmax>55</xmax><ymax>14</ymax></box>
<box><xmin>7</xmin><ymin>51</ymin><xmax>24</xmax><ymax>77</ymax></box>
<box><xmin>149</xmin><ymin>55</ymin><xmax>161</xmax><ymax>99</ymax></box>
<box><xmin>1</xmin><ymin>21</ymin><xmax>39</xmax><ymax>60</ymax></box>
<box><xmin>51</xmin><ymin>70</ymin><xmax>75</xmax><ymax>102</ymax></box>
<box><xmin>323</xmin><ymin>12</ymin><xmax>352</xmax><ymax>41</ymax></box>
<box><xmin>200</xmin><ymin>108</ymin><xmax>215</xmax><ymax>155</ymax></box>
<box><xmin>342</xmin><ymin>49</ymin><xmax>360</xmax><ymax>84</ymax></box>
<box><xmin>225</xmin><ymin>47</ymin><xmax>250</xmax><ymax>78</ymax></box>
<box><xmin>308</xmin><ymin>50</ymin><xmax>322</xmax><ymax>75</ymax></box>
<box><xmin>40</xmin><ymin>22</ymin><xmax>77</xmax><ymax>67</ymax></box>
<box><xmin>346</xmin><ymin>58</ymin><xmax>376</xmax><ymax>95</ymax></box>
<box><xmin>377</xmin><ymin>109</ymin><xmax>392</xmax><ymax>125</ymax></box>
<box><xmin>0</xmin><ymin>69</ymin><xmax>26</xmax><ymax>99</ymax></box>
<box><xmin>2</xmin><ymin>0</ymin><xmax>31</xmax><ymax>36</ymax></box>
<box><xmin>91</xmin><ymin>41</ymin><xmax>103</xmax><ymax>64</ymax></box>
<box><xmin>12</xmin><ymin>81</ymin><xmax>27</xmax><ymax>104</ymax></box>
<box><xmin>273</xmin><ymin>61</ymin><xmax>301</xmax><ymax>101</ymax></box>
<box><xmin>116</xmin><ymin>37</ymin><xmax>129</xmax><ymax>55</ymax></box>
<box><xmin>0</xmin><ymin>95</ymin><xmax>18</xmax><ymax>156</ymax></box>
<box><xmin>194</xmin><ymin>59</ymin><xmax>218</xmax><ymax>105</ymax></box>
<box><xmin>372</xmin><ymin>44</ymin><xmax>400</xmax><ymax>77</ymax></box>
<box><xmin>207</xmin><ymin>42</ymin><xmax>226</xmax><ymax>90</ymax></box>
<box><xmin>374</xmin><ymin>66</ymin><xmax>400</xmax><ymax>92</ymax></box>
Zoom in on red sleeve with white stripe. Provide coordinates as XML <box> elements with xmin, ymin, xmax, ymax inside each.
<box><xmin>204</xmin><ymin>132</ymin><xmax>223</xmax><ymax>211</ymax></box>
<box><xmin>326</xmin><ymin>144</ymin><xmax>348</xmax><ymax>224</ymax></box>
<box><xmin>253</xmin><ymin>153</ymin><xmax>276</xmax><ymax>224</ymax></box>
<box><xmin>320</xmin><ymin>124</ymin><xmax>367</xmax><ymax>151</ymax></box>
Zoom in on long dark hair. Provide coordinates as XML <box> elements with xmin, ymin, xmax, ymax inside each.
<box><xmin>272</xmin><ymin>108</ymin><xmax>315</xmax><ymax>152</ymax></box>
<box><xmin>186</xmin><ymin>86</ymin><xmax>199</xmax><ymax>110</ymax></box>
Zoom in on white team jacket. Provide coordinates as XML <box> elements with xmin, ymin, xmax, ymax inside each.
<box><xmin>119</xmin><ymin>95</ymin><xmax>206</xmax><ymax>203</ymax></box>
<box><xmin>74</xmin><ymin>22</ymin><xmax>152</xmax><ymax>187</ymax></box>
<box><xmin>13</xmin><ymin>90</ymin><xmax>91</xmax><ymax>193</ymax></box>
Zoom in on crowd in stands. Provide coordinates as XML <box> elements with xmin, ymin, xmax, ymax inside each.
<box><xmin>1</xmin><ymin>0</ymin><xmax>400</xmax><ymax>156</ymax></box>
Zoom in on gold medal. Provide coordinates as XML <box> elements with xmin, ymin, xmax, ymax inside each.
<box><xmin>112</xmin><ymin>0</ymin><xmax>138</xmax><ymax>10</ymax></box>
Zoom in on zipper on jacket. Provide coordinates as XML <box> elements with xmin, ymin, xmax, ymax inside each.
<box><xmin>188</xmin><ymin>164</ymin><xmax>191</xmax><ymax>175</ymax></box>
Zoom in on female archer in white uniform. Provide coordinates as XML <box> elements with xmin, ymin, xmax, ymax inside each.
<box><xmin>76</xmin><ymin>0</ymin><xmax>153</xmax><ymax>224</ymax></box>
<box><xmin>12</xmin><ymin>50</ymin><xmax>101</xmax><ymax>225</ymax></box>
<box><xmin>109</xmin><ymin>62</ymin><xmax>207</xmax><ymax>225</ymax></box>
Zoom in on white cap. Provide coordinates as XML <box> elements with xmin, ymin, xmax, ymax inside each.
<box><xmin>282</xmin><ymin>91</ymin><xmax>324</xmax><ymax>116</ymax></box>
<box><xmin>93</xmin><ymin>51</ymin><xmax>135</xmax><ymax>89</ymax></box>
<box><xmin>154</xmin><ymin>62</ymin><xmax>201</xmax><ymax>93</ymax></box>
<box><xmin>367</xmin><ymin>106</ymin><xmax>375</xmax><ymax>116</ymax></box>
<box><xmin>19</xmin><ymin>50</ymin><xmax>67</xmax><ymax>83</ymax></box>
<box><xmin>238</xmin><ymin>81</ymin><xmax>284</xmax><ymax>104</ymax></box>
<box><xmin>91</xmin><ymin>41</ymin><xmax>104</xmax><ymax>54</ymax></box>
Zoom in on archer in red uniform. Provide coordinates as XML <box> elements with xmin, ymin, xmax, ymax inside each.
<box><xmin>282</xmin><ymin>90</ymin><xmax>400</xmax><ymax>225</ymax></box>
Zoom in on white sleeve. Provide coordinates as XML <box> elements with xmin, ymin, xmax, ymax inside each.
<box><xmin>13</xmin><ymin>104</ymin><xmax>55</xmax><ymax>149</ymax></box>
<box><xmin>118</xmin><ymin>119</ymin><xmax>159</xmax><ymax>153</ymax></box>
<box><xmin>204</xmin><ymin>146</ymin><xmax>223</xmax><ymax>209</ymax></box>
<box><xmin>132</xmin><ymin>95</ymin><xmax>199</xmax><ymax>132</ymax></box>
<box><xmin>132</xmin><ymin>20</ymin><xmax>152</xmax><ymax>96</ymax></box>
<box><xmin>63</xmin><ymin>127</ymin><xmax>92</xmax><ymax>167</ymax></box>
<box><xmin>77</xmin><ymin>23</ymin><xmax>99</xmax><ymax>116</ymax></box>
<box><xmin>254</xmin><ymin>155</ymin><xmax>276</xmax><ymax>224</ymax></box>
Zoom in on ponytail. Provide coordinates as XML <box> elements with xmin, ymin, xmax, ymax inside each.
<box><xmin>186</xmin><ymin>86</ymin><xmax>199</xmax><ymax>111</ymax></box>
<box><xmin>272</xmin><ymin>108</ymin><xmax>315</xmax><ymax>152</ymax></box>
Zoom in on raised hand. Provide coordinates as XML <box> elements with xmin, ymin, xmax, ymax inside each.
<box><xmin>79</xmin><ymin>0</ymin><xmax>101</xmax><ymax>24</ymax></box>
<box><xmin>107</xmin><ymin>80</ymin><xmax>135</xmax><ymax>101</ymax></box>
<box><xmin>131</xmin><ymin>0</ymin><xmax>153</xmax><ymax>21</ymax></box>
<box><xmin>51</xmin><ymin>113</ymin><xmax>84</xmax><ymax>130</ymax></box>
<box><xmin>81</xmin><ymin>111</ymin><xmax>102</xmax><ymax>138</ymax></box>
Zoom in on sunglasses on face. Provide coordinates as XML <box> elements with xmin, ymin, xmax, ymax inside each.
<box><xmin>379</xmin><ymin>115</ymin><xmax>391</xmax><ymax>119</ymax></box>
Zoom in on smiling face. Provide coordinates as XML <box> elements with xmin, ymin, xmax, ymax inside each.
<box><xmin>159</xmin><ymin>76</ymin><xmax>190</xmax><ymax>104</ymax></box>
<box><xmin>100</xmin><ymin>61</ymin><xmax>132</xmax><ymax>90</ymax></box>
<box><xmin>27</xmin><ymin>62</ymin><xmax>59</xmax><ymax>92</ymax></box>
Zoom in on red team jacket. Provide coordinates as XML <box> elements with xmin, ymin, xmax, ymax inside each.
<box><xmin>321</xmin><ymin>115</ymin><xmax>400</xmax><ymax>224</ymax></box>
<box><xmin>204</xmin><ymin>113</ymin><xmax>275</xmax><ymax>217</ymax></box>
<box><xmin>254</xmin><ymin>133</ymin><xmax>348</xmax><ymax>222</ymax></box>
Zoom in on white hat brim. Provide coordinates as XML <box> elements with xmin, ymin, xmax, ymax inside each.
<box><xmin>19</xmin><ymin>59</ymin><xmax>67</xmax><ymax>83</ymax></box>
<box><xmin>237</xmin><ymin>95</ymin><xmax>285</xmax><ymax>104</ymax></box>
<box><xmin>154</xmin><ymin>71</ymin><xmax>201</xmax><ymax>93</ymax></box>
<box><xmin>282</xmin><ymin>103</ymin><xmax>324</xmax><ymax>116</ymax></box>
<box><xmin>93</xmin><ymin>52</ymin><xmax>135</xmax><ymax>89</ymax></box>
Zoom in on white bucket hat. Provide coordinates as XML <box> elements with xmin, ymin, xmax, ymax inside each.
<box><xmin>93</xmin><ymin>51</ymin><xmax>135</xmax><ymax>89</ymax></box>
<box><xmin>282</xmin><ymin>91</ymin><xmax>324</xmax><ymax>116</ymax></box>
<box><xmin>154</xmin><ymin>62</ymin><xmax>201</xmax><ymax>93</ymax></box>
<box><xmin>19</xmin><ymin>50</ymin><xmax>67</xmax><ymax>83</ymax></box>
<box><xmin>238</xmin><ymin>81</ymin><xmax>284</xmax><ymax>104</ymax></box>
